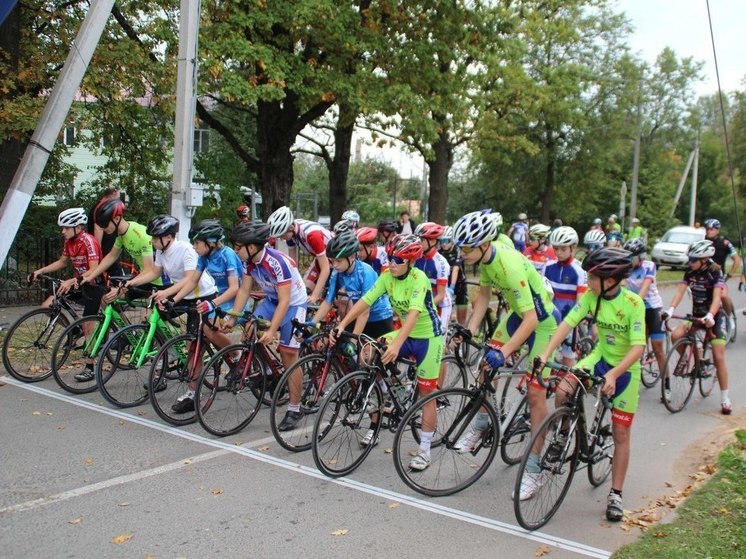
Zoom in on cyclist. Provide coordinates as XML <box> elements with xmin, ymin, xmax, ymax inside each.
<box><xmin>438</xmin><ymin>226</ymin><xmax>468</xmax><ymax>326</ymax></box>
<box><xmin>605</xmin><ymin>214</ymin><xmax>621</xmax><ymax>235</ymax></box>
<box><xmin>491</xmin><ymin>211</ymin><xmax>515</xmax><ymax>248</ymax></box>
<box><xmin>341</xmin><ymin>209</ymin><xmax>360</xmax><ymax>230</ymax></box>
<box><xmin>537</xmin><ymin>247</ymin><xmax>644</xmax><ymax>522</ymax></box>
<box><xmin>583</xmin><ymin>229</ymin><xmax>606</xmax><ymax>254</ymax></box>
<box><xmin>414</xmin><ymin>222</ymin><xmax>452</xmax><ymax>330</ymax></box>
<box><xmin>589</xmin><ymin>217</ymin><xmax>603</xmax><ymax>231</ymax></box>
<box><xmin>331</xmin><ymin>234</ymin><xmax>444</xmax><ymax>469</ymax></box>
<box><xmin>544</xmin><ymin>226</ymin><xmax>587</xmax><ymax>366</ymax></box>
<box><xmin>507</xmin><ymin>212</ymin><xmax>529</xmax><ymax>252</ymax></box>
<box><xmin>267</xmin><ymin>206</ymin><xmax>332</xmax><ymax>305</ymax></box>
<box><xmin>452</xmin><ymin>209</ymin><xmax>559</xmax><ymax>500</ymax></box>
<box><xmin>356</xmin><ymin>226</ymin><xmax>389</xmax><ymax>275</ymax></box>
<box><xmin>236</xmin><ymin>205</ymin><xmax>251</xmax><ymax>224</ymax></box>
<box><xmin>227</xmin><ymin>222</ymin><xmax>308</xmax><ymax>431</ymax></box>
<box><xmin>377</xmin><ymin>219</ymin><xmax>398</xmax><ymax>247</ymax></box>
<box><xmin>523</xmin><ymin>223</ymin><xmax>557</xmax><ymax>276</ymax></box>
<box><xmin>703</xmin><ymin>218</ymin><xmax>741</xmax><ymax>335</ymax></box>
<box><xmin>87</xmin><ymin>187</ymin><xmax>123</xmax><ymax>277</ymax></box>
<box><xmin>623</xmin><ymin>238</ymin><xmax>666</xmax><ymax>379</ymax></box>
<box><xmin>606</xmin><ymin>231</ymin><xmax>624</xmax><ymax>248</ymax></box>
<box><xmin>663</xmin><ymin>239</ymin><xmax>732</xmax><ymax>415</ymax></box>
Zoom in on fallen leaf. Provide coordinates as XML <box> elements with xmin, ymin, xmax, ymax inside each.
<box><xmin>57</xmin><ymin>425</ymin><xmax>65</xmax><ymax>430</ymax></box>
<box><xmin>211</xmin><ymin>489</ymin><xmax>223</xmax><ymax>495</ymax></box>
<box><xmin>660</xmin><ymin>442</ymin><xmax>666</xmax><ymax>446</ymax></box>
<box><xmin>664</xmin><ymin>481</ymin><xmax>674</xmax><ymax>487</ymax></box>
<box><xmin>331</xmin><ymin>529</ymin><xmax>349</xmax><ymax>536</ymax></box>
<box><xmin>234</xmin><ymin>441</ymin><xmax>243</xmax><ymax>446</ymax></box>
<box><xmin>534</xmin><ymin>544</ymin><xmax>550</xmax><ymax>557</ymax></box>
<box><xmin>118</xmin><ymin>420</ymin><xmax>125</xmax><ymax>426</ymax></box>
<box><xmin>653</xmin><ymin>531</ymin><xmax>667</xmax><ymax>538</ymax></box>
<box><xmin>384</xmin><ymin>448</ymin><xmax>392</xmax><ymax>454</ymax></box>
<box><xmin>111</xmin><ymin>533</ymin><xmax>133</xmax><ymax>544</ymax></box>
<box><xmin>408</xmin><ymin>450</ymin><xmax>418</xmax><ymax>457</ymax></box>
<box><xmin>136</xmin><ymin>411</ymin><xmax>147</xmax><ymax>416</ymax></box>
<box><xmin>118</xmin><ymin>502</ymin><xmax>129</xmax><ymax>507</ymax></box>
<box><xmin>46</xmin><ymin>412</ymin><xmax>53</xmax><ymax>416</ymax></box>
<box><xmin>20</xmin><ymin>398</ymin><xmax>27</xmax><ymax>401</ymax></box>
<box><xmin>84</xmin><ymin>456</ymin><xmax>93</xmax><ymax>465</ymax></box>
<box><xmin>68</xmin><ymin>517</ymin><xmax>82</xmax><ymax>525</ymax></box>
<box><xmin>719</xmin><ymin>507</ymin><xmax>729</xmax><ymax>514</ymax></box>
<box><xmin>388</xmin><ymin>502</ymin><xmax>400</xmax><ymax>509</ymax></box>
<box><xmin>32</xmin><ymin>411</ymin><xmax>41</xmax><ymax>416</ymax></box>
<box><xmin>183</xmin><ymin>459</ymin><xmax>192</xmax><ymax>465</ymax></box>
<box><xmin>257</xmin><ymin>446</ymin><xmax>269</xmax><ymax>452</ymax></box>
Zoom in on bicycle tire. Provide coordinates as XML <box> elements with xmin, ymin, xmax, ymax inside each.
<box><xmin>2</xmin><ymin>308</ymin><xmax>69</xmax><ymax>382</ymax></box>
<box><xmin>312</xmin><ymin>371</ymin><xmax>382</xmax><ymax>478</ymax></box>
<box><xmin>698</xmin><ymin>343</ymin><xmax>716</xmax><ymax>398</ymax></box>
<box><xmin>195</xmin><ymin>343</ymin><xmax>264</xmax><ymax>437</ymax></box>
<box><xmin>51</xmin><ymin>315</ymin><xmax>117</xmax><ymax>394</ymax></box>
<box><xmin>439</xmin><ymin>354</ymin><xmax>468</xmax><ymax>390</ymax></box>
<box><xmin>640</xmin><ymin>343</ymin><xmax>660</xmax><ymax>388</ymax></box>
<box><xmin>270</xmin><ymin>354</ymin><xmax>344</xmax><ymax>452</ymax></box>
<box><xmin>95</xmin><ymin>323</ymin><xmax>164</xmax><ymax>408</ymax></box>
<box><xmin>500</xmin><ymin>394</ymin><xmax>532</xmax><ymax>465</ymax></box>
<box><xmin>661</xmin><ymin>338</ymin><xmax>696</xmax><ymax>413</ymax></box>
<box><xmin>513</xmin><ymin>407</ymin><xmax>579</xmax><ymax>531</ymax></box>
<box><xmin>587</xmin><ymin>404</ymin><xmax>614</xmax><ymax>487</ymax></box>
<box><xmin>393</xmin><ymin>387</ymin><xmax>497</xmax><ymax>497</ymax></box>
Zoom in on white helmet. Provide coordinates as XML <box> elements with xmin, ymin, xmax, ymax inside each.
<box><xmin>453</xmin><ymin>210</ymin><xmax>498</xmax><ymax>247</ymax></box>
<box><xmin>584</xmin><ymin>229</ymin><xmax>606</xmax><ymax>246</ymax></box>
<box><xmin>491</xmin><ymin>212</ymin><xmax>504</xmax><ymax>231</ymax></box>
<box><xmin>58</xmin><ymin>207</ymin><xmax>88</xmax><ymax>227</ymax></box>
<box><xmin>528</xmin><ymin>223</ymin><xmax>551</xmax><ymax>241</ymax></box>
<box><xmin>341</xmin><ymin>210</ymin><xmax>360</xmax><ymax>226</ymax></box>
<box><xmin>267</xmin><ymin>206</ymin><xmax>294</xmax><ymax>238</ymax></box>
<box><xmin>518</xmin><ymin>212</ymin><xmax>527</xmax><ymax>220</ymax></box>
<box><xmin>688</xmin><ymin>239</ymin><xmax>715</xmax><ymax>259</ymax></box>
<box><xmin>439</xmin><ymin>225</ymin><xmax>455</xmax><ymax>242</ymax></box>
<box><xmin>549</xmin><ymin>226</ymin><xmax>579</xmax><ymax>247</ymax></box>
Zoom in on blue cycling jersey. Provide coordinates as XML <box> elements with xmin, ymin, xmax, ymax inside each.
<box><xmin>197</xmin><ymin>246</ymin><xmax>243</xmax><ymax>295</ymax></box>
<box><xmin>326</xmin><ymin>260</ymin><xmax>393</xmax><ymax>322</ymax></box>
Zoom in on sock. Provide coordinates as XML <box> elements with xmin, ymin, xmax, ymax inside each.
<box><xmin>473</xmin><ymin>411</ymin><xmax>491</xmax><ymax>432</ymax></box>
<box><xmin>526</xmin><ymin>452</ymin><xmax>540</xmax><ymax>474</ymax></box>
<box><xmin>85</xmin><ymin>363</ymin><xmax>94</xmax><ymax>370</ymax></box>
<box><xmin>721</xmin><ymin>389</ymin><xmax>730</xmax><ymax>404</ymax></box>
<box><xmin>610</xmin><ymin>488</ymin><xmax>622</xmax><ymax>497</ymax></box>
<box><xmin>419</xmin><ymin>431</ymin><xmax>434</xmax><ymax>454</ymax></box>
<box><xmin>369</xmin><ymin>420</ymin><xmax>379</xmax><ymax>431</ymax></box>
<box><xmin>288</xmin><ymin>403</ymin><xmax>300</xmax><ymax>413</ymax></box>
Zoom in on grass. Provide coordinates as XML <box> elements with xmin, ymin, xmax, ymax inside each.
<box><xmin>612</xmin><ymin>430</ymin><xmax>746</xmax><ymax>559</ymax></box>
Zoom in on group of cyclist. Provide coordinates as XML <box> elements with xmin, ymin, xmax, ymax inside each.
<box><xmin>29</xmin><ymin>195</ymin><xmax>738</xmax><ymax>523</ymax></box>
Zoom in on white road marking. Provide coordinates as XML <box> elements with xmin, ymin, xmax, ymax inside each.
<box><xmin>2</xmin><ymin>377</ymin><xmax>610</xmax><ymax>559</ymax></box>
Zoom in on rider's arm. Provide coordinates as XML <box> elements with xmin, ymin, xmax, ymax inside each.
<box><xmin>309</xmin><ymin>254</ymin><xmax>330</xmax><ymax>303</ymax></box>
<box><xmin>336</xmin><ymin>297</ymin><xmax>371</xmax><ymax>331</ymax></box>
<box><xmin>637</xmin><ymin>277</ymin><xmax>653</xmax><ymax>300</ymax></box>
<box><xmin>266</xmin><ymin>282</ymin><xmax>291</xmax><ymax>337</ymax></box>
<box><xmin>126</xmin><ymin>265</ymin><xmax>162</xmax><ymax>287</ymax></box>
<box><xmin>312</xmin><ymin>300</ymin><xmax>333</xmax><ymax>323</ymax></box>
<box><xmin>170</xmin><ymin>270</ymin><xmax>201</xmax><ymax>303</ymax></box>
<box><xmin>433</xmin><ymin>283</ymin><xmax>446</xmax><ymax>306</ymax></box>
<box><xmin>213</xmin><ymin>274</ymin><xmax>239</xmax><ymax>308</ymax></box>
<box><xmin>709</xmin><ymin>285</ymin><xmax>724</xmax><ymax>317</ymax></box>
<box><xmin>230</xmin><ymin>273</ymin><xmax>253</xmax><ymax>314</ymax></box>
<box><xmin>352</xmin><ymin>308</ymin><xmax>370</xmax><ymax>335</ymax></box>
<box><xmin>667</xmin><ymin>282</ymin><xmax>689</xmax><ymax>313</ymax></box>
<box><xmin>538</xmin><ymin>320</ymin><xmax>575</xmax><ymax>363</ymax></box>
<box><xmin>728</xmin><ymin>252</ymin><xmax>742</xmax><ymax>278</ymax></box>
<box><xmin>35</xmin><ymin>255</ymin><xmax>69</xmax><ymax>276</ymax></box>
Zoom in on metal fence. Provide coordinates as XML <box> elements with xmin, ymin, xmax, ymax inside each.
<box><xmin>1</xmin><ymin>234</ymin><xmax>64</xmax><ymax>306</ymax></box>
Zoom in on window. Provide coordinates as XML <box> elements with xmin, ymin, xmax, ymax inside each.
<box><xmin>194</xmin><ymin>122</ymin><xmax>210</xmax><ymax>153</ymax></box>
<box><xmin>63</xmin><ymin>126</ymin><xmax>76</xmax><ymax>146</ymax></box>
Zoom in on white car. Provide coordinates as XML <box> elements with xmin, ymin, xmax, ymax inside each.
<box><xmin>650</xmin><ymin>226</ymin><xmax>706</xmax><ymax>269</ymax></box>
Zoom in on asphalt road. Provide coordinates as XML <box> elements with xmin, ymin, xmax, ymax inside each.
<box><xmin>1</xmin><ymin>282</ymin><xmax>745</xmax><ymax>559</ymax></box>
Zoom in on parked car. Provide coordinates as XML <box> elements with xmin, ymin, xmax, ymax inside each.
<box><xmin>650</xmin><ymin>226</ymin><xmax>706</xmax><ymax>269</ymax></box>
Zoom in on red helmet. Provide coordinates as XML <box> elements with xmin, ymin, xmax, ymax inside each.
<box><xmin>385</xmin><ymin>234</ymin><xmax>401</xmax><ymax>257</ymax></box>
<box><xmin>415</xmin><ymin>222</ymin><xmax>446</xmax><ymax>240</ymax></box>
<box><xmin>94</xmin><ymin>198</ymin><xmax>125</xmax><ymax>227</ymax></box>
<box><xmin>355</xmin><ymin>226</ymin><xmax>378</xmax><ymax>244</ymax></box>
<box><xmin>236</xmin><ymin>205</ymin><xmax>250</xmax><ymax>218</ymax></box>
<box><xmin>392</xmin><ymin>234</ymin><xmax>423</xmax><ymax>260</ymax></box>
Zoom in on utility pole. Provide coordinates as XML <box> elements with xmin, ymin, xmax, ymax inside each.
<box><xmin>629</xmin><ymin>87</ymin><xmax>642</xmax><ymax>222</ymax></box>
<box><xmin>690</xmin><ymin>133</ymin><xmax>700</xmax><ymax>226</ymax></box>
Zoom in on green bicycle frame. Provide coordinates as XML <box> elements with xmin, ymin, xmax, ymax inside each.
<box><xmin>127</xmin><ymin>307</ymin><xmax>181</xmax><ymax>369</ymax></box>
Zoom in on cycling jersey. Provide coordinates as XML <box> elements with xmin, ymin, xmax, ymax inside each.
<box><xmin>625</xmin><ymin>260</ymin><xmax>663</xmax><ymax>309</ymax></box>
<box><xmin>682</xmin><ymin>261</ymin><xmax>725</xmax><ymax>317</ymax></box>
<box><xmin>113</xmin><ymin>222</ymin><xmax>156</xmax><ymax>279</ymax></box>
<box><xmin>414</xmin><ymin>252</ymin><xmax>452</xmax><ymax>308</ymax></box>
<box><xmin>511</xmin><ymin>221</ymin><xmax>528</xmax><ymax>249</ymax></box>
<box><xmin>155</xmin><ymin>240</ymin><xmax>217</xmax><ymax>300</ymax></box>
<box><xmin>361</xmin><ymin>245</ymin><xmax>389</xmax><ymax>275</ymax></box>
<box><xmin>544</xmin><ymin>257</ymin><xmax>587</xmax><ymax>319</ymax></box>
<box><xmin>63</xmin><ymin>232</ymin><xmax>102</xmax><ymax>278</ymax></box>
<box><xmin>287</xmin><ymin>219</ymin><xmax>332</xmax><ymax>256</ymax></box>
<box><xmin>362</xmin><ymin>267</ymin><xmax>443</xmax><ymax>339</ymax></box>
<box><xmin>709</xmin><ymin>236</ymin><xmax>737</xmax><ymax>269</ymax></box>
<box><xmin>197</xmin><ymin>246</ymin><xmax>243</xmax><ymax>295</ymax></box>
<box><xmin>522</xmin><ymin>246</ymin><xmax>557</xmax><ymax>276</ymax></box>
<box><xmin>245</xmin><ymin>247</ymin><xmax>306</xmax><ymax>306</ymax></box>
<box><xmin>326</xmin><ymin>260</ymin><xmax>393</xmax><ymax>322</ymax></box>
<box><xmin>497</xmin><ymin>233</ymin><xmax>515</xmax><ymax>249</ymax></box>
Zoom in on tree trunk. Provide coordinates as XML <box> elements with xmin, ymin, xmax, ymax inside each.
<box><xmin>256</xmin><ymin>100</ymin><xmax>297</xmax><ymax>217</ymax></box>
<box><xmin>329</xmin><ymin>105</ymin><xmax>355</xmax><ymax>224</ymax></box>
<box><xmin>541</xmin><ymin>126</ymin><xmax>556</xmax><ymax>223</ymax></box>
<box><xmin>426</xmin><ymin>127</ymin><xmax>453</xmax><ymax>224</ymax></box>
<box><xmin>0</xmin><ymin>6</ymin><xmax>24</xmax><ymax>201</ymax></box>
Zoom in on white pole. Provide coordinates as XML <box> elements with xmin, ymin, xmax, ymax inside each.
<box><xmin>690</xmin><ymin>134</ymin><xmax>700</xmax><ymax>227</ymax></box>
<box><xmin>671</xmin><ymin>149</ymin><xmax>696</xmax><ymax>218</ymax></box>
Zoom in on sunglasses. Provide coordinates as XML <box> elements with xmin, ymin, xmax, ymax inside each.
<box><xmin>459</xmin><ymin>246</ymin><xmax>476</xmax><ymax>254</ymax></box>
<box><xmin>390</xmin><ymin>256</ymin><xmax>407</xmax><ymax>265</ymax></box>
<box><xmin>688</xmin><ymin>256</ymin><xmax>703</xmax><ymax>263</ymax></box>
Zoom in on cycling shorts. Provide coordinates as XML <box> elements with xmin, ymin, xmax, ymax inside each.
<box><xmin>380</xmin><ymin>333</ymin><xmax>444</xmax><ymax>390</ymax></box>
<box><xmin>454</xmin><ymin>281</ymin><xmax>468</xmax><ymax>307</ymax></box>
<box><xmin>254</xmin><ymin>299</ymin><xmax>307</xmax><ymax>349</ymax></box>
<box><xmin>644</xmin><ymin>307</ymin><xmax>665</xmax><ymax>341</ymax></box>
<box><xmin>576</xmin><ymin>355</ymin><xmax>640</xmax><ymax>426</ymax></box>
<box><xmin>68</xmin><ymin>284</ymin><xmax>106</xmax><ymax>317</ymax></box>
<box><xmin>686</xmin><ymin>310</ymin><xmax>727</xmax><ymax>346</ymax></box>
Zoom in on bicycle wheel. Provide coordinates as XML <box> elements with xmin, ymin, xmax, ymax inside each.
<box><xmin>51</xmin><ymin>315</ymin><xmax>117</xmax><ymax>394</ymax></box>
<box><xmin>440</xmin><ymin>354</ymin><xmax>468</xmax><ymax>390</ymax></box>
<box><xmin>698</xmin><ymin>344</ymin><xmax>716</xmax><ymax>398</ymax></box>
<box><xmin>393</xmin><ymin>388</ymin><xmax>497</xmax><ymax>497</ymax></box>
<box><xmin>312</xmin><ymin>371</ymin><xmax>382</xmax><ymax>478</ymax></box>
<box><xmin>661</xmin><ymin>338</ymin><xmax>696</xmax><ymax>413</ymax></box>
<box><xmin>195</xmin><ymin>344</ymin><xmax>265</xmax><ymax>437</ymax></box>
<box><xmin>500</xmin><ymin>394</ymin><xmax>532</xmax><ymax>465</ymax></box>
<box><xmin>270</xmin><ymin>354</ymin><xmax>344</xmax><ymax>452</ymax></box>
<box><xmin>2</xmin><ymin>308</ymin><xmax>69</xmax><ymax>382</ymax></box>
<box><xmin>587</xmin><ymin>405</ymin><xmax>614</xmax><ymax>487</ymax></box>
<box><xmin>514</xmin><ymin>407</ymin><xmax>579</xmax><ymax>531</ymax></box>
<box><xmin>96</xmin><ymin>324</ymin><xmax>164</xmax><ymax>408</ymax></box>
<box><xmin>149</xmin><ymin>334</ymin><xmax>216</xmax><ymax>426</ymax></box>
<box><xmin>640</xmin><ymin>344</ymin><xmax>660</xmax><ymax>388</ymax></box>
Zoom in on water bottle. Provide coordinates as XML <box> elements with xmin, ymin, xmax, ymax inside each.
<box><xmin>393</xmin><ymin>383</ymin><xmax>410</xmax><ymax>405</ymax></box>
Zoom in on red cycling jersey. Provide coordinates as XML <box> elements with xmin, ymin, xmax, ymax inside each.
<box><xmin>63</xmin><ymin>232</ymin><xmax>103</xmax><ymax>278</ymax></box>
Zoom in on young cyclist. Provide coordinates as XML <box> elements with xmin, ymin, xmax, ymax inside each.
<box><xmin>583</xmin><ymin>229</ymin><xmax>606</xmax><ymax>254</ymax></box>
<box><xmin>225</xmin><ymin>222</ymin><xmax>308</xmax><ymax>431</ymax></box>
<box><xmin>267</xmin><ymin>206</ymin><xmax>332</xmax><ymax>305</ymax></box>
<box><xmin>29</xmin><ymin>208</ymin><xmax>106</xmax><ymax>382</ymax></box>
<box><xmin>356</xmin><ymin>226</ymin><xmax>389</xmax><ymax>275</ymax></box>
<box><xmin>544</xmin><ymin>226</ymin><xmax>587</xmax><ymax>366</ymax></box>
<box><xmin>606</xmin><ymin>231</ymin><xmax>624</xmax><ymax>248</ymax></box>
<box><xmin>340</xmin><ymin>210</ymin><xmax>360</xmax><ymax>230</ymax></box>
<box><xmin>508</xmin><ymin>212</ymin><xmax>529</xmax><ymax>252</ymax></box>
<box><xmin>331</xmin><ymin>234</ymin><xmax>444</xmax><ymax>469</ymax></box>
<box><xmin>537</xmin><ymin>247</ymin><xmax>644</xmax><ymax>521</ymax></box>
<box><xmin>414</xmin><ymin>222</ymin><xmax>452</xmax><ymax>330</ymax></box>
<box><xmin>623</xmin><ymin>238</ymin><xmax>666</xmax><ymax>378</ymax></box>
<box><xmin>491</xmin><ymin>212</ymin><xmax>515</xmax><ymax>248</ymax></box>
<box><xmin>236</xmin><ymin>205</ymin><xmax>251</xmax><ymax>224</ymax></box>
<box><xmin>663</xmin><ymin>240</ymin><xmax>733</xmax><ymax>415</ymax></box>
<box><xmin>438</xmin><ymin>226</ymin><xmax>468</xmax><ymax>326</ymax></box>
<box><xmin>377</xmin><ymin>219</ymin><xmax>398</xmax><ymax>247</ymax></box>
<box><xmin>703</xmin><ymin>218</ymin><xmax>741</xmax><ymax>335</ymax></box>
<box><xmin>452</xmin><ymin>209</ymin><xmax>559</xmax><ymax>500</ymax></box>
<box><xmin>523</xmin><ymin>223</ymin><xmax>557</xmax><ymax>276</ymax></box>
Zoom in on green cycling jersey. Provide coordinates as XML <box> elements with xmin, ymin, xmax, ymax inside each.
<box><xmin>113</xmin><ymin>221</ymin><xmax>161</xmax><ymax>285</ymax></box>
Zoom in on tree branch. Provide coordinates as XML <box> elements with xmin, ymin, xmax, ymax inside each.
<box><xmin>196</xmin><ymin>102</ymin><xmax>260</xmax><ymax>173</ymax></box>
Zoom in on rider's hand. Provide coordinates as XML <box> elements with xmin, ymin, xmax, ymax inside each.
<box><xmin>601</xmin><ymin>376</ymin><xmax>616</xmax><ymax>398</ymax></box>
<box><xmin>258</xmin><ymin>329</ymin><xmax>276</xmax><ymax>346</ymax></box>
<box><xmin>27</xmin><ymin>271</ymin><xmax>39</xmax><ymax>284</ymax></box>
<box><xmin>661</xmin><ymin>306</ymin><xmax>675</xmax><ymax>322</ymax></box>
<box><xmin>329</xmin><ymin>325</ymin><xmax>344</xmax><ymax>345</ymax></box>
<box><xmin>483</xmin><ymin>348</ymin><xmax>505</xmax><ymax>369</ymax></box>
<box><xmin>57</xmin><ymin>278</ymin><xmax>77</xmax><ymax>295</ymax></box>
<box><xmin>703</xmin><ymin>312</ymin><xmax>715</xmax><ymax>328</ymax></box>
<box><xmin>102</xmin><ymin>287</ymin><xmax>119</xmax><ymax>304</ymax></box>
<box><xmin>220</xmin><ymin>317</ymin><xmax>236</xmax><ymax>332</ymax></box>
<box><xmin>196</xmin><ymin>299</ymin><xmax>216</xmax><ymax>315</ymax></box>
<box><xmin>452</xmin><ymin>327</ymin><xmax>471</xmax><ymax>345</ymax></box>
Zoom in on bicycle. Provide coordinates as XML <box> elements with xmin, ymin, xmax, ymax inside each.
<box><xmin>2</xmin><ymin>275</ymin><xmax>81</xmax><ymax>382</ymax></box>
<box><xmin>513</xmin><ymin>361</ymin><xmax>614</xmax><ymax>531</ymax></box>
<box><xmin>660</xmin><ymin>314</ymin><xmax>717</xmax><ymax>413</ymax></box>
<box><xmin>640</xmin><ymin>318</ymin><xmax>671</xmax><ymax>389</ymax></box>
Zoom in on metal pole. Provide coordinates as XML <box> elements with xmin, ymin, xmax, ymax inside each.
<box><xmin>690</xmin><ymin>134</ymin><xmax>700</xmax><ymax>226</ymax></box>
<box><xmin>0</xmin><ymin>0</ymin><xmax>116</xmax><ymax>267</ymax></box>
<box><xmin>629</xmin><ymin>90</ymin><xmax>642</xmax><ymax>222</ymax></box>
<box><xmin>671</xmin><ymin>149</ymin><xmax>696</xmax><ymax>218</ymax></box>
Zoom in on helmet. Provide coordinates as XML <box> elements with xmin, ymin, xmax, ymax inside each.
<box><xmin>230</xmin><ymin>222</ymin><xmax>270</xmax><ymax>246</ymax></box>
<box><xmin>188</xmin><ymin>219</ymin><xmax>224</xmax><ymax>243</ymax></box>
<box><xmin>94</xmin><ymin>198</ymin><xmax>125</xmax><ymax>227</ymax></box>
<box><xmin>584</xmin><ymin>229</ymin><xmax>606</xmax><ymax>247</ymax></box>
<box><xmin>491</xmin><ymin>212</ymin><xmax>504</xmax><ymax>232</ymax></box>
<box><xmin>236</xmin><ymin>205</ymin><xmax>250</xmax><ymax>218</ymax></box>
<box><xmin>548</xmin><ymin>226</ymin><xmax>579</xmax><ymax>247</ymax></box>
<box><xmin>688</xmin><ymin>239</ymin><xmax>715</xmax><ymax>258</ymax></box>
<box><xmin>528</xmin><ymin>223</ymin><xmax>551</xmax><ymax>241</ymax></box>
<box><xmin>704</xmin><ymin>218</ymin><xmax>721</xmax><ymax>230</ymax></box>
<box><xmin>582</xmin><ymin>247</ymin><xmax>633</xmax><ymax>279</ymax></box>
<box><xmin>439</xmin><ymin>226</ymin><xmax>454</xmax><ymax>243</ymax></box>
<box><xmin>518</xmin><ymin>212</ymin><xmax>527</xmax><ymax>220</ymax></box>
<box><xmin>333</xmin><ymin>220</ymin><xmax>353</xmax><ymax>235</ymax></box>
<box><xmin>147</xmin><ymin>215</ymin><xmax>179</xmax><ymax>237</ymax></box>
<box><xmin>391</xmin><ymin>234</ymin><xmax>423</xmax><ymax>260</ymax></box>
<box><xmin>356</xmin><ymin>226</ymin><xmax>378</xmax><ymax>244</ymax></box>
<box><xmin>326</xmin><ymin>230</ymin><xmax>359</xmax><ymax>258</ymax></box>
<box><xmin>609</xmin><ymin>214</ymin><xmax>618</xmax><ymax>221</ymax></box>
<box><xmin>377</xmin><ymin>219</ymin><xmax>398</xmax><ymax>233</ymax></box>
<box><xmin>623</xmin><ymin>237</ymin><xmax>647</xmax><ymax>256</ymax></box>
<box><xmin>631</xmin><ymin>217</ymin><xmax>640</xmax><ymax>224</ymax></box>
<box><xmin>414</xmin><ymin>222</ymin><xmax>445</xmax><ymax>240</ymax></box>
<box><xmin>453</xmin><ymin>210</ymin><xmax>498</xmax><ymax>247</ymax></box>
<box><xmin>267</xmin><ymin>206</ymin><xmax>294</xmax><ymax>237</ymax></box>
<box><xmin>593</xmin><ymin>218</ymin><xmax>602</xmax><ymax>226</ymax></box>
<box><xmin>341</xmin><ymin>210</ymin><xmax>360</xmax><ymax>226</ymax></box>
<box><xmin>385</xmin><ymin>234</ymin><xmax>401</xmax><ymax>257</ymax></box>
<box><xmin>57</xmin><ymin>208</ymin><xmax>88</xmax><ymax>227</ymax></box>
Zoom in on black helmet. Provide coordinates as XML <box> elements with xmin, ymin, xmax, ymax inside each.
<box><xmin>333</xmin><ymin>220</ymin><xmax>354</xmax><ymax>235</ymax></box>
<box><xmin>377</xmin><ymin>220</ymin><xmax>398</xmax><ymax>233</ymax></box>
<box><xmin>147</xmin><ymin>215</ymin><xmax>180</xmax><ymax>237</ymax></box>
<box><xmin>326</xmin><ymin>230</ymin><xmax>359</xmax><ymax>259</ymax></box>
<box><xmin>582</xmin><ymin>247</ymin><xmax>633</xmax><ymax>279</ymax></box>
<box><xmin>622</xmin><ymin>237</ymin><xmax>646</xmax><ymax>256</ymax></box>
<box><xmin>188</xmin><ymin>219</ymin><xmax>224</xmax><ymax>243</ymax></box>
<box><xmin>231</xmin><ymin>222</ymin><xmax>270</xmax><ymax>246</ymax></box>
<box><xmin>94</xmin><ymin>198</ymin><xmax>125</xmax><ymax>227</ymax></box>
